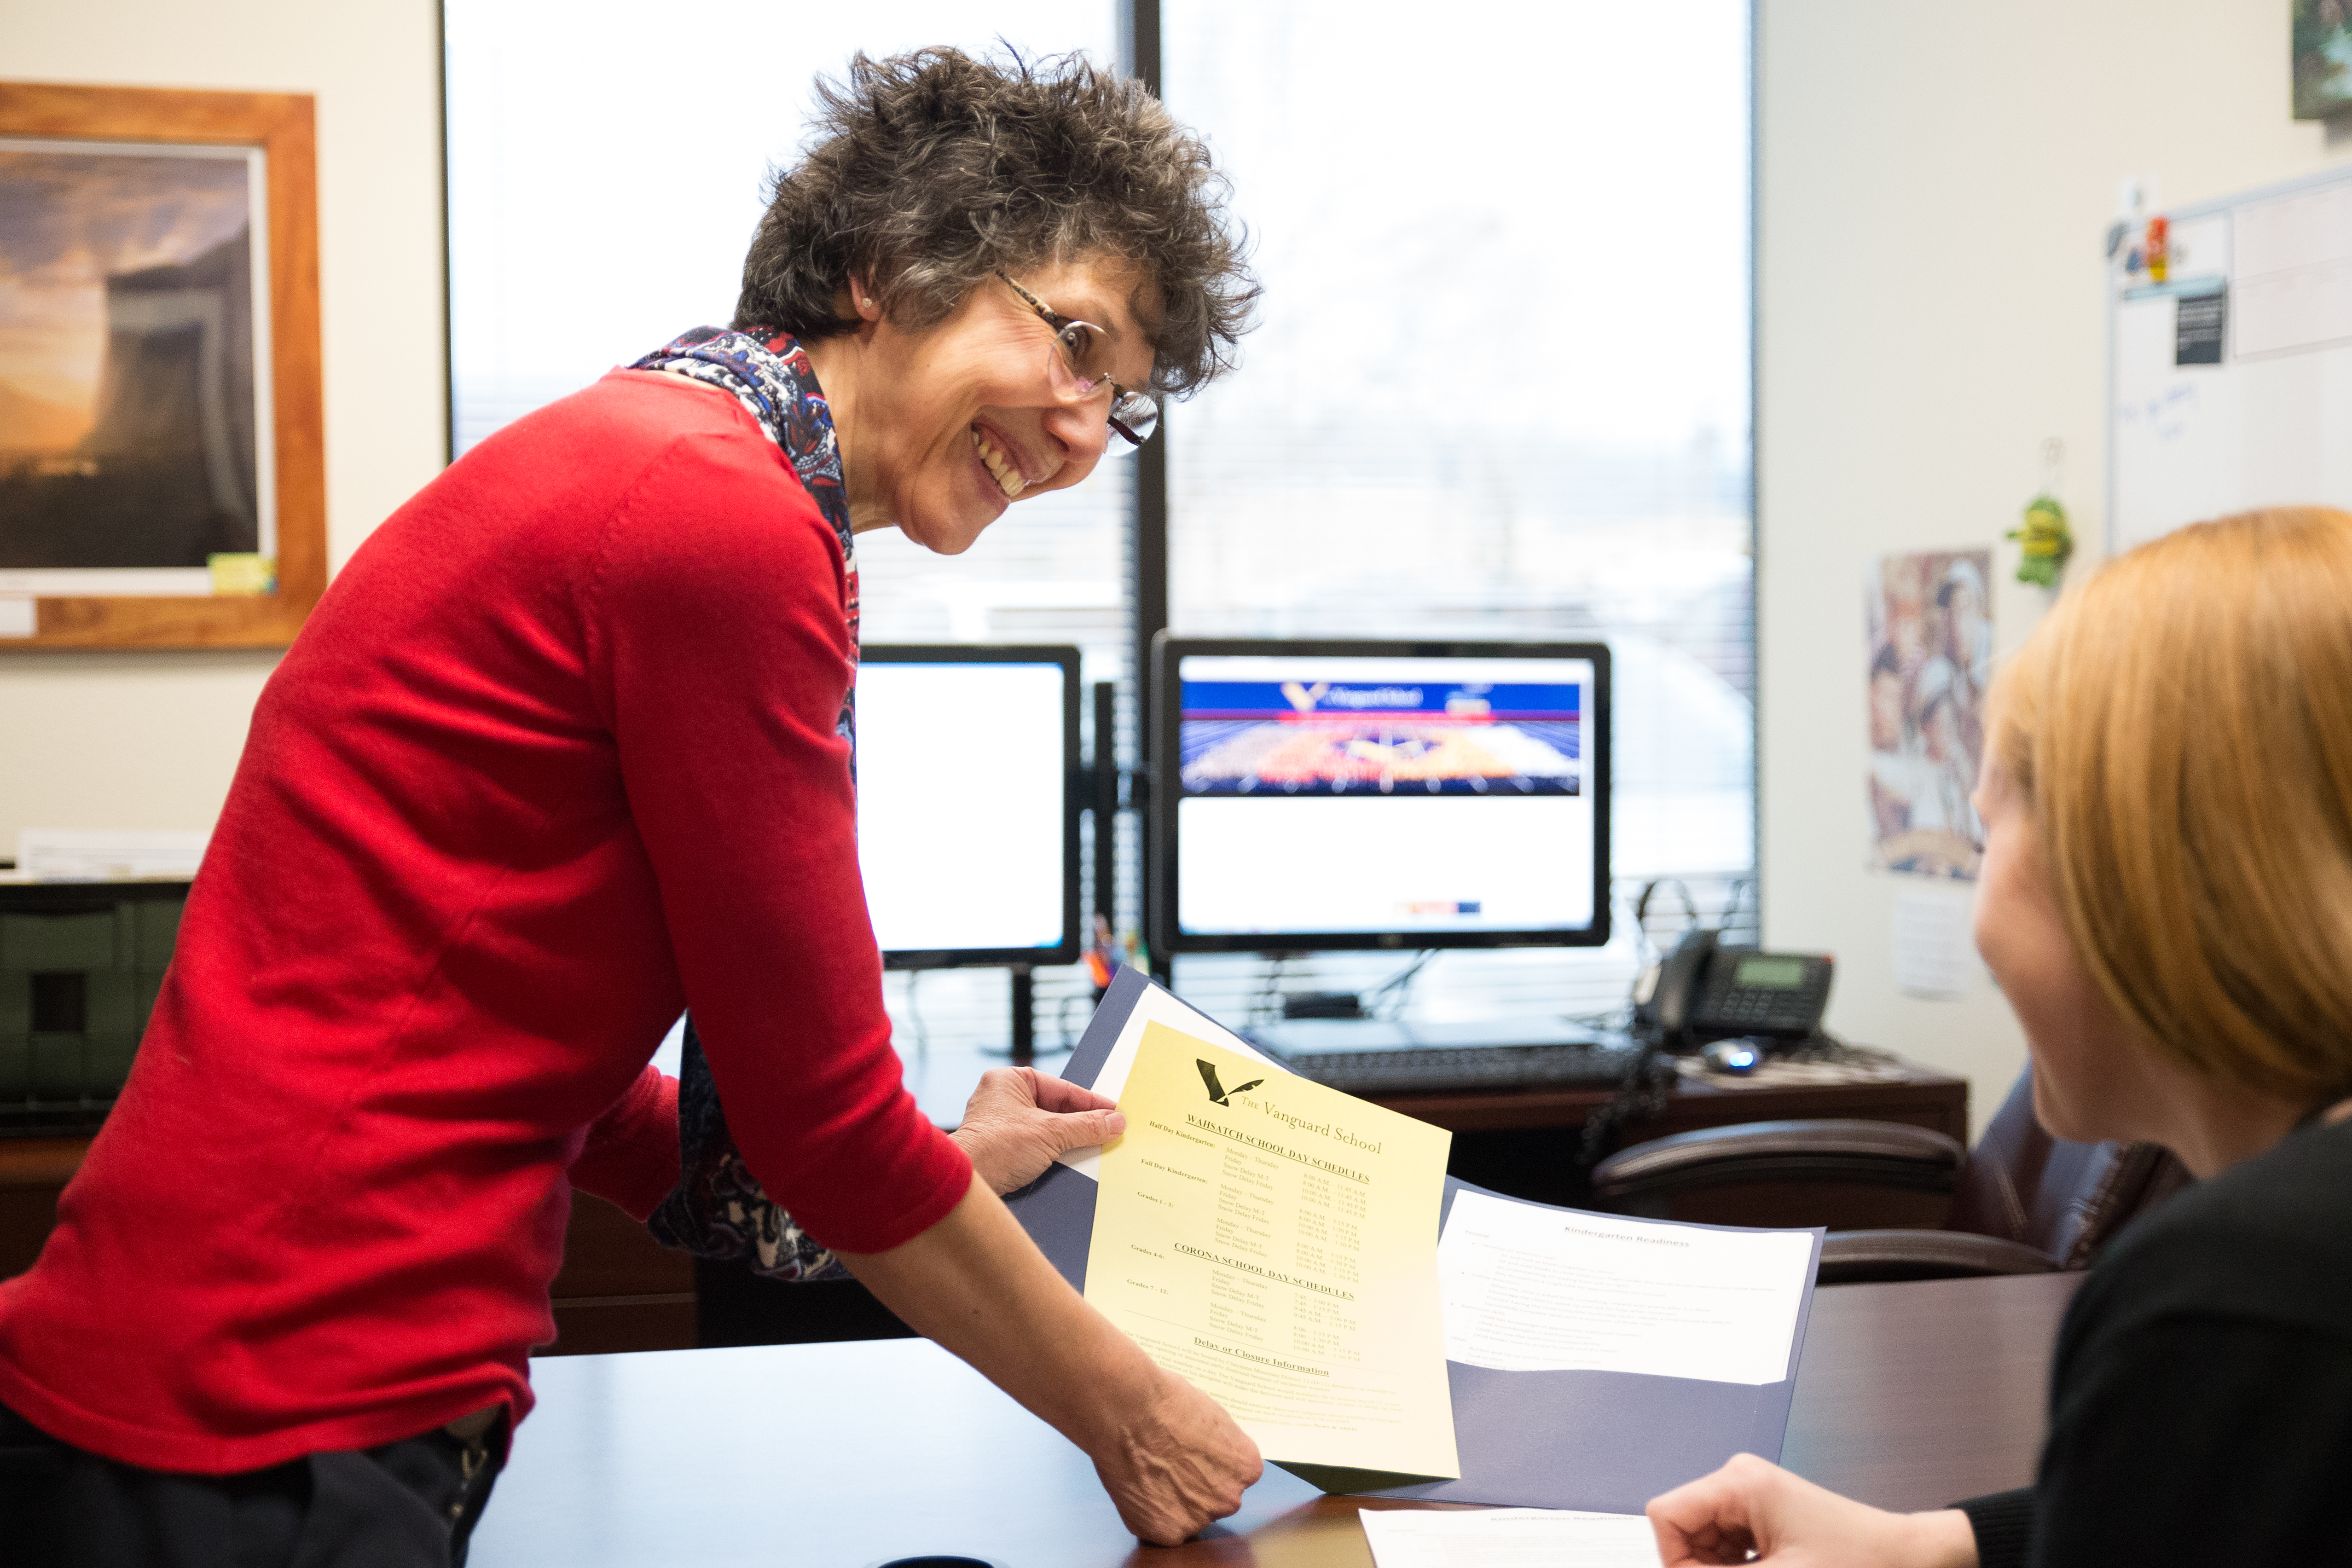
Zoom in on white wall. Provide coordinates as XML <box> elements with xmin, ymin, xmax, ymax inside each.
<box><xmin>1758</xmin><ymin>0</ymin><xmax>2351</xmax><ymax>1131</ymax></box>
<box><xmin>0</xmin><ymin>0</ymin><xmax>445</xmax><ymax>851</ymax></box>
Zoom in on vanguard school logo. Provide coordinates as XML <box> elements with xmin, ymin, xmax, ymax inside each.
<box><xmin>1196</xmin><ymin>1059</ymin><xmax>1265</xmax><ymax>1107</ymax></box>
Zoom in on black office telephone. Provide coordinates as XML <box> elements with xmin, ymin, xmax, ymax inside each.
<box><xmin>1636</xmin><ymin>929</ymin><xmax>1834</xmax><ymax>1051</ymax></box>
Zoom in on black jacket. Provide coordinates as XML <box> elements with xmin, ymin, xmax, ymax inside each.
<box><xmin>1956</xmin><ymin>1116</ymin><xmax>2352</xmax><ymax>1566</ymax></box>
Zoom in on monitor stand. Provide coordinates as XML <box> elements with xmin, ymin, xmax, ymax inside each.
<box><xmin>978</xmin><ymin>965</ymin><xmax>1036</xmax><ymax>1065</ymax></box>
<box><xmin>1010</xmin><ymin>966</ymin><xmax>1033</xmax><ymax>1065</ymax></box>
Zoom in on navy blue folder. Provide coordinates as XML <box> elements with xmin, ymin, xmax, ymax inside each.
<box><xmin>1004</xmin><ymin>966</ymin><xmax>1825</xmax><ymax>1514</ymax></box>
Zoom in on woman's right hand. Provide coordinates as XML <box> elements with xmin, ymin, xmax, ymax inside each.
<box><xmin>1085</xmin><ymin>1365</ymin><xmax>1262</xmax><ymax>1544</ymax></box>
<box><xmin>838</xmin><ymin>1175</ymin><xmax>1262</xmax><ymax>1545</ymax></box>
<box><xmin>949</xmin><ymin>1066</ymin><xmax>1126</xmax><ymax>1196</ymax></box>
<box><xmin>1646</xmin><ymin>1454</ymin><xmax>1978</xmax><ymax>1568</ymax></box>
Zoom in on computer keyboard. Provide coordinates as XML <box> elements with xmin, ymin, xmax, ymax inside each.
<box><xmin>1265</xmin><ymin>1039</ymin><xmax>1649</xmax><ymax>1096</ymax></box>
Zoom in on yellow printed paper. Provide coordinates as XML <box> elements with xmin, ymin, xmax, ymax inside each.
<box><xmin>1086</xmin><ymin>1021</ymin><xmax>1460</xmax><ymax>1482</ymax></box>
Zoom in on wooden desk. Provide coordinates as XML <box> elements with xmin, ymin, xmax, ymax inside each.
<box><xmin>470</xmin><ymin>1271</ymin><xmax>2082</xmax><ymax>1568</ymax></box>
<box><xmin>702</xmin><ymin>1051</ymin><xmax>1972</xmax><ymax>1348</ymax></box>
<box><xmin>912</xmin><ymin>1044</ymin><xmax>1970</xmax><ymax>1220</ymax></box>
<box><xmin>1376</xmin><ymin>1063</ymin><xmax>1967</xmax><ymax>1216</ymax></box>
<box><xmin>0</xmin><ymin>1138</ymin><xmax>689</xmax><ymax>1358</ymax></box>
<box><xmin>908</xmin><ymin>1044</ymin><xmax>1972</xmax><ymax>1144</ymax></box>
<box><xmin>0</xmin><ymin>1138</ymin><xmax>85</xmax><ymax>1284</ymax></box>
<box><xmin>1368</xmin><ymin>1067</ymin><xmax>1969</xmax><ymax>1141</ymax></box>
<box><xmin>3</xmin><ymin>1054</ymin><xmax>1968</xmax><ymax>1357</ymax></box>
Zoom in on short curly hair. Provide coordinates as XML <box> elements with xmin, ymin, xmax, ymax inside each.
<box><xmin>734</xmin><ymin>47</ymin><xmax>1256</xmax><ymax>397</ymax></box>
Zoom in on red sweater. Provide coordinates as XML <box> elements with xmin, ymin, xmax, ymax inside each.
<box><xmin>0</xmin><ymin>372</ymin><xmax>971</xmax><ymax>1473</ymax></box>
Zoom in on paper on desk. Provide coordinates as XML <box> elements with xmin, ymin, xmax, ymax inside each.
<box><xmin>1358</xmin><ymin>1507</ymin><xmax>1658</xmax><ymax>1568</ymax></box>
<box><xmin>1054</xmin><ymin>982</ymin><xmax>1281</xmax><ymax>1180</ymax></box>
<box><xmin>1437</xmin><ymin>1189</ymin><xmax>1813</xmax><ymax>1384</ymax></box>
<box><xmin>1087</xmin><ymin>1023</ymin><xmax>1460</xmax><ymax>1481</ymax></box>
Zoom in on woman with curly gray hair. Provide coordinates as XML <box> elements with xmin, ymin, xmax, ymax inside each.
<box><xmin>0</xmin><ymin>48</ymin><xmax>1260</xmax><ymax>1564</ymax></box>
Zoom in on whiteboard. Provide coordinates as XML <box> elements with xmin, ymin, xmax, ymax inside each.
<box><xmin>2109</xmin><ymin>163</ymin><xmax>2352</xmax><ymax>552</ymax></box>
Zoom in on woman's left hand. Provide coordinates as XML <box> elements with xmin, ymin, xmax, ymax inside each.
<box><xmin>1647</xmin><ymin>1454</ymin><xmax>1978</xmax><ymax>1568</ymax></box>
<box><xmin>950</xmin><ymin>1067</ymin><xmax>1126</xmax><ymax>1195</ymax></box>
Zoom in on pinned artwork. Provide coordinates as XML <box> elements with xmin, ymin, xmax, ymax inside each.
<box><xmin>2294</xmin><ymin>0</ymin><xmax>2352</xmax><ymax>121</ymax></box>
<box><xmin>1865</xmin><ymin>550</ymin><xmax>1991</xmax><ymax>881</ymax></box>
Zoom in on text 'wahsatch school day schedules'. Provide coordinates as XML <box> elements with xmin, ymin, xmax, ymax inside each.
<box><xmin>1006</xmin><ymin>967</ymin><xmax>1827</xmax><ymax>1511</ymax></box>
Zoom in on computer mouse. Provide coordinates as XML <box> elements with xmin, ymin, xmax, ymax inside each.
<box><xmin>1702</xmin><ymin>1037</ymin><xmax>1765</xmax><ymax>1075</ymax></box>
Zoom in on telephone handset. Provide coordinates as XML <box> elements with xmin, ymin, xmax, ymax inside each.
<box><xmin>1636</xmin><ymin>929</ymin><xmax>1834</xmax><ymax>1050</ymax></box>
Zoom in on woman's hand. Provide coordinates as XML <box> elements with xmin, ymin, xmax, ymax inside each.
<box><xmin>939</xmin><ymin>1072</ymin><xmax>1257</xmax><ymax>1539</ymax></box>
<box><xmin>1087</xmin><ymin>1364</ymin><xmax>1263</xmax><ymax>1544</ymax></box>
<box><xmin>1647</xmin><ymin>1454</ymin><xmax>1978</xmax><ymax>1568</ymax></box>
<box><xmin>838</xmin><ymin>1177</ymin><xmax>1262</xmax><ymax>1546</ymax></box>
<box><xmin>950</xmin><ymin>1066</ymin><xmax>1125</xmax><ymax>1195</ymax></box>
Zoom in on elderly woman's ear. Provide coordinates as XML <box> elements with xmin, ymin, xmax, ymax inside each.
<box><xmin>827</xmin><ymin>281</ymin><xmax>882</xmax><ymax>325</ymax></box>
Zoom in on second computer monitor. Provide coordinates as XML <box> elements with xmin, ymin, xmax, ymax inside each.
<box><xmin>857</xmin><ymin>645</ymin><xmax>1080</xmax><ymax>969</ymax></box>
<box><xmin>1150</xmin><ymin>638</ymin><xmax>1610</xmax><ymax>954</ymax></box>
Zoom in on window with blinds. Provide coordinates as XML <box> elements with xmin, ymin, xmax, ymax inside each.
<box><xmin>444</xmin><ymin>2</ymin><xmax>1756</xmax><ymax>1061</ymax></box>
<box><xmin>443</xmin><ymin>3</ymin><xmax>1129</xmax><ymax>1061</ymax></box>
<box><xmin>1159</xmin><ymin>0</ymin><xmax>1756</xmax><ymax>1024</ymax></box>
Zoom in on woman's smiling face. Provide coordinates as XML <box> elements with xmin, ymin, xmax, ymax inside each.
<box><xmin>817</xmin><ymin>254</ymin><xmax>1161</xmax><ymax>556</ymax></box>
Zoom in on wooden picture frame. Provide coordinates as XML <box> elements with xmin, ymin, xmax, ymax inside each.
<box><xmin>0</xmin><ymin>82</ymin><xmax>323</xmax><ymax>648</ymax></box>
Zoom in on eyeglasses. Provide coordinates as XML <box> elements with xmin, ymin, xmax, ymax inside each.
<box><xmin>996</xmin><ymin>272</ymin><xmax>1160</xmax><ymax>451</ymax></box>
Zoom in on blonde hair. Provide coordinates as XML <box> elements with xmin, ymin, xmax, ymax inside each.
<box><xmin>1992</xmin><ymin>506</ymin><xmax>2352</xmax><ymax>1103</ymax></box>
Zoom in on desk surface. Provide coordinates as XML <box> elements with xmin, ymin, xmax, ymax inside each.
<box><xmin>901</xmin><ymin>1043</ymin><xmax>1970</xmax><ymax>1140</ymax></box>
<box><xmin>471</xmin><ymin>1271</ymin><xmax>2080</xmax><ymax>1568</ymax></box>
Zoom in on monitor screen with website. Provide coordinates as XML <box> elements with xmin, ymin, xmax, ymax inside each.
<box><xmin>1150</xmin><ymin>638</ymin><xmax>1610</xmax><ymax>954</ymax></box>
<box><xmin>856</xmin><ymin>645</ymin><xmax>1080</xmax><ymax>969</ymax></box>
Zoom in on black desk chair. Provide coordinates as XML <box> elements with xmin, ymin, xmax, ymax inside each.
<box><xmin>1589</xmin><ymin>1068</ymin><xmax>2193</xmax><ymax>1283</ymax></box>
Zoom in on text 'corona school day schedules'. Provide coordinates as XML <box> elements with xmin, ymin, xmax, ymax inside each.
<box><xmin>1085</xmin><ymin>1022</ymin><xmax>1461</xmax><ymax>1482</ymax></box>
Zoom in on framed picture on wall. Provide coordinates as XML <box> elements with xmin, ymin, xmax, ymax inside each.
<box><xmin>0</xmin><ymin>82</ymin><xmax>323</xmax><ymax>648</ymax></box>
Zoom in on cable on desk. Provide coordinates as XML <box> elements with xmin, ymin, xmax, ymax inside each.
<box><xmin>1251</xmin><ymin>952</ymin><xmax>1296</xmax><ymax>1024</ymax></box>
<box><xmin>1366</xmin><ymin>950</ymin><xmax>1437</xmax><ymax>1020</ymax></box>
<box><xmin>1576</xmin><ymin>1045</ymin><xmax>1678</xmax><ymax>1168</ymax></box>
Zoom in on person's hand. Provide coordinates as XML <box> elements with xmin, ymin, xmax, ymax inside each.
<box><xmin>1087</xmin><ymin>1365</ymin><xmax>1263</xmax><ymax>1545</ymax></box>
<box><xmin>839</xmin><ymin>1178</ymin><xmax>1257</xmax><ymax>1547</ymax></box>
<box><xmin>1647</xmin><ymin>1454</ymin><xmax>1978</xmax><ymax>1568</ymax></box>
<box><xmin>949</xmin><ymin>1066</ymin><xmax>1126</xmax><ymax>1195</ymax></box>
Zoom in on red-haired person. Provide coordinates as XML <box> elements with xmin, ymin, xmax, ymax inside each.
<box><xmin>1649</xmin><ymin>507</ymin><xmax>2352</xmax><ymax>1568</ymax></box>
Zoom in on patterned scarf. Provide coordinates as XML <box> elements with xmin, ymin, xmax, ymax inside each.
<box><xmin>633</xmin><ymin>327</ymin><xmax>854</xmax><ymax>1281</ymax></box>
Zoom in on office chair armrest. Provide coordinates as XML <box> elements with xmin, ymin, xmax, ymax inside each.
<box><xmin>1591</xmin><ymin>1118</ymin><xmax>1968</xmax><ymax>1203</ymax></box>
<box><xmin>1816</xmin><ymin>1228</ymin><xmax>2061</xmax><ymax>1284</ymax></box>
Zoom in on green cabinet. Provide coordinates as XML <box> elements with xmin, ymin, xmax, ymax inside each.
<box><xmin>0</xmin><ymin>882</ymin><xmax>189</xmax><ymax>1133</ymax></box>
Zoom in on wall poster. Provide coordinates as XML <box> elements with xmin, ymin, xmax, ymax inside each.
<box><xmin>1865</xmin><ymin>549</ymin><xmax>1991</xmax><ymax>880</ymax></box>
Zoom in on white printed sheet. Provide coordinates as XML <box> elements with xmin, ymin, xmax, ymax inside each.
<box><xmin>1436</xmin><ymin>1188</ymin><xmax>1813</xmax><ymax>1385</ymax></box>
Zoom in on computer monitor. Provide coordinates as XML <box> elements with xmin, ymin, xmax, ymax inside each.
<box><xmin>856</xmin><ymin>645</ymin><xmax>1081</xmax><ymax>969</ymax></box>
<box><xmin>1149</xmin><ymin>638</ymin><xmax>1610</xmax><ymax>955</ymax></box>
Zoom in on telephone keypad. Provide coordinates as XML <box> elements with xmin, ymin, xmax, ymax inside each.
<box><xmin>1694</xmin><ymin>963</ymin><xmax>1832</xmax><ymax>1039</ymax></box>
